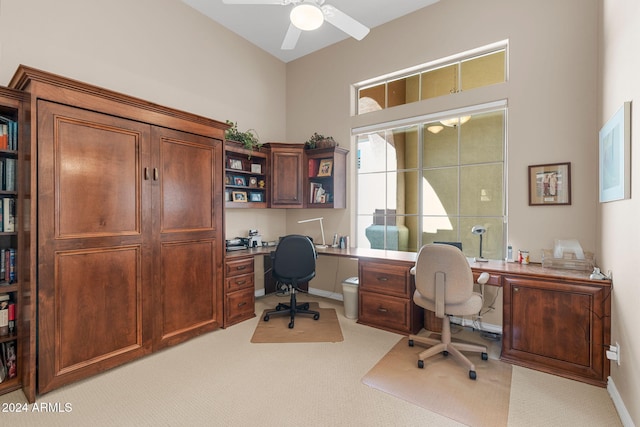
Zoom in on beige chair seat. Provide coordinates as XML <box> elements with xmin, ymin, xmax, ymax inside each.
<box><xmin>413</xmin><ymin>290</ymin><xmax>483</xmax><ymax>316</ymax></box>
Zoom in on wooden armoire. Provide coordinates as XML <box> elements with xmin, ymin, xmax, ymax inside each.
<box><xmin>9</xmin><ymin>66</ymin><xmax>228</xmax><ymax>399</ymax></box>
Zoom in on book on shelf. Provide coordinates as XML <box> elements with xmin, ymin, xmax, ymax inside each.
<box><xmin>2</xmin><ymin>198</ymin><xmax>15</xmax><ymax>232</ymax></box>
<box><xmin>4</xmin><ymin>158</ymin><xmax>16</xmax><ymax>192</ymax></box>
<box><xmin>0</xmin><ymin>248</ymin><xmax>16</xmax><ymax>284</ymax></box>
<box><xmin>1</xmin><ymin>341</ymin><xmax>16</xmax><ymax>380</ymax></box>
<box><xmin>0</xmin><ymin>115</ymin><xmax>17</xmax><ymax>151</ymax></box>
<box><xmin>0</xmin><ymin>294</ymin><xmax>9</xmax><ymax>336</ymax></box>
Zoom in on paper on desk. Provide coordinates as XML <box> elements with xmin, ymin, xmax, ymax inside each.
<box><xmin>553</xmin><ymin>239</ymin><xmax>585</xmax><ymax>259</ymax></box>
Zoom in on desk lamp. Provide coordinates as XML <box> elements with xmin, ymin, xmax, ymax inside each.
<box><xmin>297</xmin><ymin>217</ymin><xmax>327</xmax><ymax>248</ymax></box>
<box><xmin>471</xmin><ymin>225</ymin><xmax>488</xmax><ymax>262</ymax></box>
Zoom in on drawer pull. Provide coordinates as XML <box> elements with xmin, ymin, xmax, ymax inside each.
<box><xmin>237</xmin><ymin>302</ymin><xmax>247</xmax><ymax>307</ymax></box>
<box><xmin>514</xmin><ymin>287</ymin><xmax>519</xmax><ymax>292</ymax></box>
<box><xmin>377</xmin><ymin>307</ymin><xmax>388</xmax><ymax>313</ymax></box>
<box><xmin>377</xmin><ymin>276</ymin><xmax>389</xmax><ymax>282</ymax></box>
<box><xmin>234</xmin><ymin>280</ymin><xmax>247</xmax><ymax>285</ymax></box>
<box><xmin>236</xmin><ymin>265</ymin><xmax>247</xmax><ymax>270</ymax></box>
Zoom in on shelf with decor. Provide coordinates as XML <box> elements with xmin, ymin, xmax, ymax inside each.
<box><xmin>225</xmin><ymin>141</ymin><xmax>269</xmax><ymax>208</ymax></box>
<box><xmin>305</xmin><ymin>146</ymin><xmax>348</xmax><ymax>209</ymax></box>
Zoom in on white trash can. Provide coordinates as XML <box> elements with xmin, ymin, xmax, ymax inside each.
<box><xmin>341</xmin><ymin>276</ymin><xmax>359</xmax><ymax>319</ymax></box>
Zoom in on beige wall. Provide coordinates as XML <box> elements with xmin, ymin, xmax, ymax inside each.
<box><xmin>600</xmin><ymin>0</ymin><xmax>640</xmax><ymax>423</ymax></box>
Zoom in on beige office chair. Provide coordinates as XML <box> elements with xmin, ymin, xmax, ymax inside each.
<box><xmin>408</xmin><ymin>243</ymin><xmax>490</xmax><ymax>380</ymax></box>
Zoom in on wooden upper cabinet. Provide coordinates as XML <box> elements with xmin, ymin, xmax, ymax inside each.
<box><xmin>267</xmin><ymin>143</ymin><xmax>304</xmax><ymax>208</ymax></box>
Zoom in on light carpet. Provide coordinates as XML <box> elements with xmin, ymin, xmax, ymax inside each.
<box><xmin>362</xmin><ymin>336</ymin><xmax>512</xmax><ymax>427</ymax></box>
<box><xmin>251</xmin><ymin>302</ymin><xmax>344</xmax><ymax>343</ymax></box>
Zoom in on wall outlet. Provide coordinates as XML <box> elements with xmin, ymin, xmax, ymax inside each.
<box><xmin>606</xmin><ymin>342</ymin><xmax>620</xmax><ymax>366</ymax></box>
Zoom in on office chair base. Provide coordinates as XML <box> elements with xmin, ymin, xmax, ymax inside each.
<box><xmin>408</xmin><ymin>317</ymin><xmax>488</xmax><ymax>380</ymax></box>
<box><xmin>263</xmin><ymin>289</ymin><xmax>320</xmax><ymax>329</ymax></box>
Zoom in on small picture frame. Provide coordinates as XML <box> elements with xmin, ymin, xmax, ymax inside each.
<box><xmin>249</xmin><ymin>177</ymin><xmax>258</xmax><ymax>188</ymax></box>
<box><xmin>229</xmin><ymin>158</ymin><xmax>243</xmax><ymax>170</ymax></box>
<box><xmin>317</xmin><ymin>159</ymin><xmax>333</xmax><ymax>177</ymax></box>
<box><xmin>232</xmin><ymin>191</ymin><xmax>247</xmax><ymax>202</ymax></box>
<box><xmin>528</xmin><ymin>162</ymin><xmax>571</xmax><ymax>206</ymax></box>
<box><xmin>225</xmin><ymin>189</ymin><xmax>231</xmax><ymax>202</ymax></box>
<box><xmin>233</xmin><ymin>176</ymin><xmax>246</xmax><ymax>186</ymax></box>
<box><xmin>251</xmin><ymin>163</ymin><xmax>262</xmax><ymax>174</ymax></box>
<box><xmin>599</xmin><ymin>101</ymin><xmax>631</xmax><ymax>202</ymax></box>
<box><xmin>225</xmin><ymin>175</ymin><xmax>231</xmax><ymax>185</ymax></box>
<box><xmin>249</xmin><ymin>192</ymin><xmax>263</xmax><ymax>202</ymax></box>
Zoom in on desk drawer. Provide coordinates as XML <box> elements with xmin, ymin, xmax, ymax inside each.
<box><xmin>225</xmin><ymin>272</ymin><xmax>254</xmax><ymax>292</ymax></box>
<box><xmin>226</xmin><ymin>257</ymin><xmax>254</xmax><ymax>277</ymax></box>
<box><xmin>473</xmin><ymin>271</ymin><xmax>502</xmax><ymax>286</ymax></box>
<box><xmin>359</xmin><ymin>291</ymin><xmax>411</xmax><ymax>334</ymax></box>
<box><xmin>359</xmin><ymin>261</ymin><xmax>410</xmax><ymax>298</ymax></box>
<box><xmin>225</xmin><ymin>287</ymin><xmax>255</xmax><ymax>327</ymax></box>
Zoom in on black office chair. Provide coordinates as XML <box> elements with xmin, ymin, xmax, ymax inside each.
<box><xmin>263</xmin><ymin>235</ymin><xmax>320</xmax><ymax>329</ymax></box>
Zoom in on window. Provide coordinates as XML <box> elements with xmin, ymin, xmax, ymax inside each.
<box><xmin>356</xmin><ymin>48</ymin><xmax>506</xmax><ymax>114</ymax></box>
<box><xmin>355</xmin><ymin>108</ymin><xmax>506</xmax><ymax>259</ymax></box>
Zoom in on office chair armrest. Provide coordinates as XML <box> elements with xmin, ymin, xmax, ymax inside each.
<box><xmin>477</xmin><ymin>272</ymin><xmax>490</xmax><ymax>285</ymax></box>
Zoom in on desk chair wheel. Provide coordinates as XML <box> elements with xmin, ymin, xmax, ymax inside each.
<box><xmin>264</xmin><ymin>314</ymin><xmax>270</xmax><ymax>321</ymax></box>
<box><xmin>288</xmin><ymin>321</ymin><xmax>294</xmax><ymax>329</ymax></box>
<box><xmin>443</xmin><ymin>350</ymin><xmax>449</xmax><ymax>356</ymax></box>
<box><xmin>469</xmin><ymin>370</ymin><xmax>477</xmax><ymax>380</ymax></box>
<box><xmin>408</xmin><ymin>339</ymin><xmax>414</xmax><ymax>347</ymax></box>
<box><xmin>302</xmin><ymin>303</ymin><xmax>310</xmax><ymax>310</ymax></box>
<box><xmin>481</xmin><ymin>352</ymin><xmax>488</xmax><ymax>361</ymax></box>
<box><xmin>418</xmin><ymin>360</ymin><xmax>424</xmax><ymax>369</ymax></box>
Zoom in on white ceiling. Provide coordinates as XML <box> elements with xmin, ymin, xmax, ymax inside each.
<box><xmin>182</xmin><ymin>0</ymin><xmax>440</xmax><ymax>63</ymax></box>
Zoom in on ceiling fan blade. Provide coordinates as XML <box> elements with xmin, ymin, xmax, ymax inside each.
<box><xmin>222</xmin><ymin>0</ymin><xmax>285</xmax><ymax>4</ymax></box>
<box><xmin>281</xmin><ymin>23</ymin><xmax>302</xmax><ymax>50</ymax></box>
<box><xmin>321</xmin><ymin>4</ymin><xmax>370</xmax><ymax>41</ymax></box>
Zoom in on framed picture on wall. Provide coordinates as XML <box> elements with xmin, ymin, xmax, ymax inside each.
<box><xmin>528</xmin><ymin>162</ymin><xmax>571</xmax><ymax>206</ymax></box>
<box><xmin>599</xmin><ymin>101</ymin><xmax>631</xmax><ymax>202</ymax></box>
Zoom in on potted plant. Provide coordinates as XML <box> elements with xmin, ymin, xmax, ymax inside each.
<box><xmin>305</xmin><ymin>132</ymin><xmax>337</xmax><ymax>149</ymax></box>
<box><xmin>225</xmin><ymin>120</ymin><xmax>262</xmax><ymax>151</ymax></box>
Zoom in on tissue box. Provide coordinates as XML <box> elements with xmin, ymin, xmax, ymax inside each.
<box><xmin>542</xmin><ymin>249</ymin><xmax>595</xmax><ymax>271</ymax></box>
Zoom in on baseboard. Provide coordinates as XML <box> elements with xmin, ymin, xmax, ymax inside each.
<box><xmin>308</xmin><ymin>287</ymin><xmax>344</xmax><ymax>301</ymax></box>
<box><xmin>607</xmin><ymin>376</ymin><xmax>634</xmax><ymax>427</ymax></box>
<box><xmin>450</xmin><ymin>315</ymin><xmax>503</xmax><ymax>335</ymax></box>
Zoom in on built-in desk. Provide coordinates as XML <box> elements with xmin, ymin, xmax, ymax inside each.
<box><xmin>226</xmin><ymin>246</ymin><xmax>611</xmax><ymax>386</ymax></box>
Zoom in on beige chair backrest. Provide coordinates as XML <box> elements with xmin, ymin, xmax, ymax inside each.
<box><xmin>414</xmin><ymin>244</ymin><xmax>474</xmax><ymax>308</ymax></box>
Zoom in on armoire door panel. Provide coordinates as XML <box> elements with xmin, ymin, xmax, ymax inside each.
<box><xmin>37</xmin><ymin>100</ymin><xmax>152</xmax><ymax>394</ymax></box>
<box><xmin>55</xmin><ymin>247</ymin><xmax>144</xmax><ymax>370</ymax></box>
<box><xmin>53</xmin><ymin>111</ymin><xmax>144</xmax><ymax>239</ymax></box>
<box><xmin>151</xmin><ymin>126</ymin><xmax>223</xmax><ymax>350</ymax></box>
<box><xmin>157</xmin><ymin>239</ymin><xmax>219</xmax><ymax>347</ymax></box>
<box><xmin>159</xmin><ymin>137</ymin><xmax>215</xmax><ymax>232</ymax></box>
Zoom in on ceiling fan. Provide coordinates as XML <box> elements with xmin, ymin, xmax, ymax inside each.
<box><xmin>221</xmin><ymin>0</ymin><xmax>370</xmax><ymax>50</ymax></box>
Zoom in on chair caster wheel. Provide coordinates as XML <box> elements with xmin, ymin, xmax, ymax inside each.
<box><xmin>288</xmin><ymin>321</ymin><xmax>294</xmax><ymax>329</ymax></box>
<box><xmin>443</xmin><ymin>350</ymin><xmax>449</xmax><ymax>357</ymax></box>
<box><xmin>469</xmin><ymin>370</ymin><xmax>477</xmax><ymax>380</ymax></box>
<box><xmin>408</xmin><ymin>339</ymin><xmax>414</xmax><ymax>347</ymax></box>
<box><xmin>313</xmin><ymin>313</ymin><xmax>320</xmax><ymax>320</ymax></box>
<box><xmin>417</xmin><ymin>360</ymin><xmax>424</xmax><ymax>369</ymax></box>
<box><xmin>481</xmin><ymin>352</ymin><xmax>488</xmax><ymax>361</ymax></box>
<box><xmin>263</xmin><ymin>315</ymin><xmax>270</xmax><ymax>321</ymax></box>
<box><xmin>276</xmin><ymin>306</ymin><xmax>283</xmax><ymax>311</ymax></box>
<box><xmin>303</xmin><ymin>303</ymin><xmax>310</xmax><ymax>310</ymax></box>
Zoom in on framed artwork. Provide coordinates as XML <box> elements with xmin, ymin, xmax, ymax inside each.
<box><xmin>249</xmin><ymin>192</ymin><xmax>263</xmax><ymax>202</ymax></box>
<box><xmin>317</xmin><ymin>159</ymin><xmax>333</xmax><ymax>177</ymax></box>
<box><xmin>599</xmin><ymin>101</ymin><xmax>631</xmax><ymax>202</ymax></box>
<box><xmin>233</xmin><ymin>176</ymin><xmax>246</xmax><ymax>186</ymax></box>
<box><xmin>249</xmin><ymin>176</ymin><xmax>258</xmax><ymax>187</ymax></box>
<box><xmin>251</xmin><ymin>163</ymin><xmax>262</xmax><ymax>174</ymax></box>
<box><xmin>229</xmin><ymin>158</ymin><xmax>243</xmax><ymax>170</ymax></box>
<box><xmin>225</xmin><ymin>189</ymin><xmax>231</xmax><ymax>202</ymax></box>
<box><xmin>528</xmin><ymin>162</ymin><xmax>571</xmax><ymax>206</ymax></box>
<box><xmin>232</xmin><ymin>191</ymin><xmax>247</xmax><ymax>202</ymax></box>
